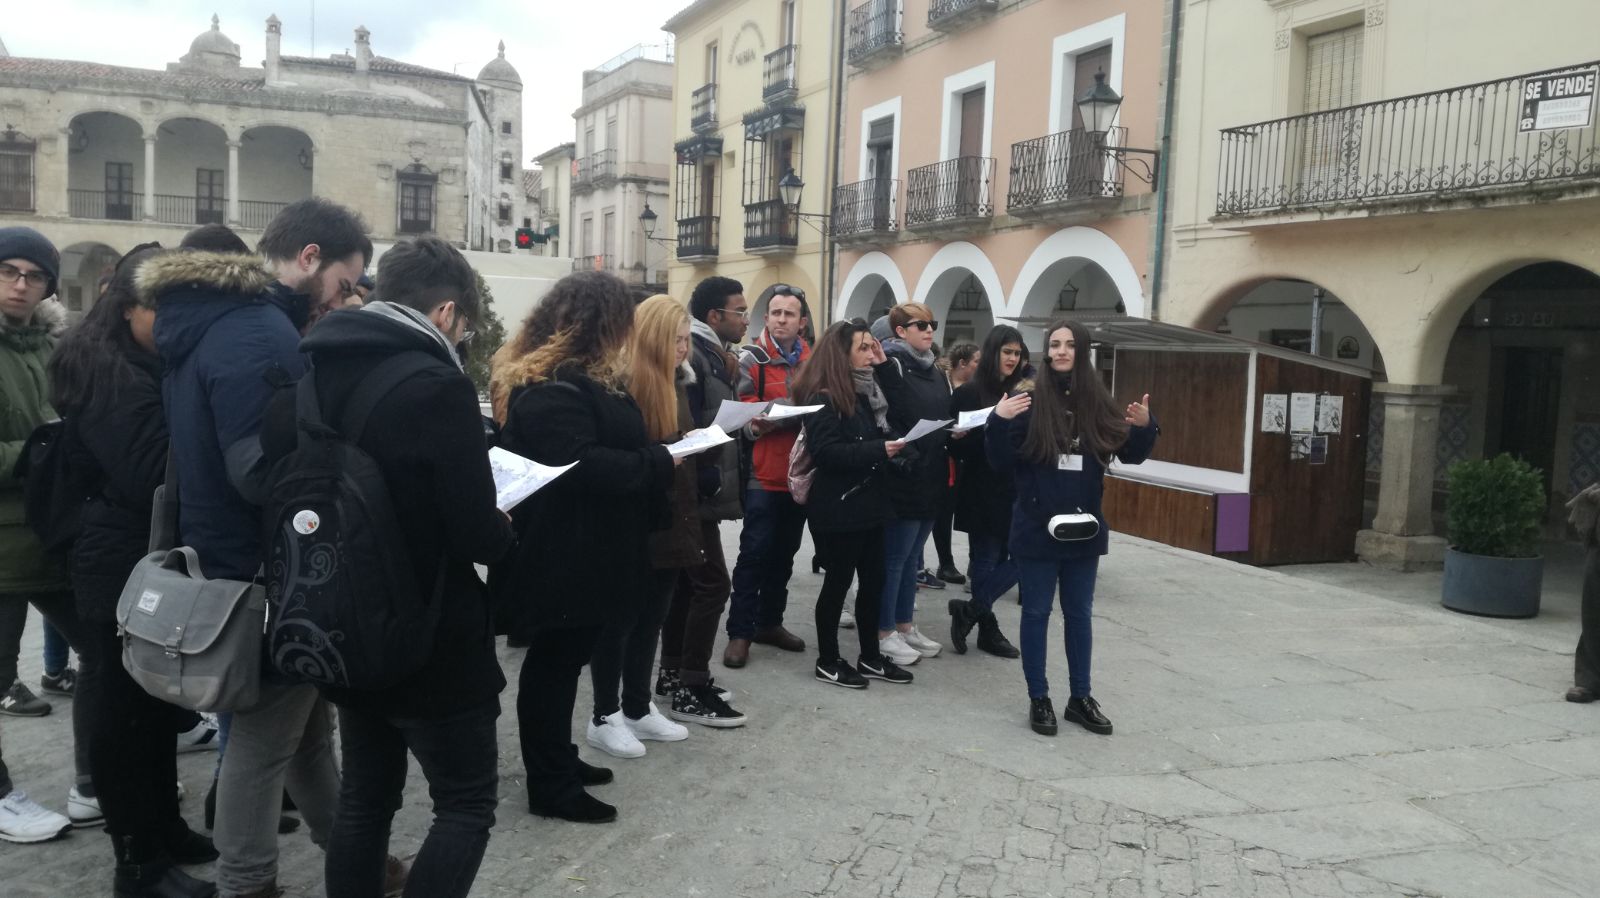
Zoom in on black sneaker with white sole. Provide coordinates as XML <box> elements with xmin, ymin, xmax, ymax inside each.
<box><xmin>857</xmin><ymin>656</ymin><xmax>913</xmax><ymax>684</ymax></box>
<box><xmin>668</xmin><ymin>684</ymin><xmax>748</xmax><ymax>728</ymax></box>
<box><xmin>814</xmin><ymin>659</ymin><xmax>868</xmax><ymax>689</ymax></box>
<box><xmin>655</xmin><ymin>668</ymin><xmax>733</xmax><ymax>701</ymax></box>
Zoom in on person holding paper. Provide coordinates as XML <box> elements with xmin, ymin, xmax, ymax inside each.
<box><xmin>873</xmin><ymin>302</ymin><xmax>952</xmax><ymax>665</ymax></box>
<box><xmin>490</xmin><ymin>272</ymin><xmax>676</xmax><ymax>825</ymax></box>
<box><xmin>930</xmin><ymin>343</ymin><xmax>980</xmax><ymax>586</ymax></box>
<box><xmin>947</xmin><ymin>325</ymin><xmax>1031</xmax><ymax>659</ymax></box>
<box><xmin>724</xmin><ymin>286</ymin><xmax>812</xmax><ymax>667</ymax></box>
<box><xmin>986</xmin><ymin>320</ymin><xmax>1157</xmax><ymax>739</ymax></box>
<box><xmin>791</xmin><ymin>321</ymin><xmax>911</xmax><ymax>688</ymax></box>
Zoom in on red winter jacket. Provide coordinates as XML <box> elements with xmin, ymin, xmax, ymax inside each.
<box><xmin>736</xmin><ymin>329</ymin><xmax>811</xmax><ymax>492</ymax></box>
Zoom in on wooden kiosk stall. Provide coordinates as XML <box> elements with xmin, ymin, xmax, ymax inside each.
<box><xmin>1084</xmin><ymin>319</ymin><xmax>1372</xmax><ymax>566</ymax></box>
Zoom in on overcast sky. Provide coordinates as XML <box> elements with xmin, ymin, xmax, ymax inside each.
<box><xmin>7</xmin><ymin>1</ymin><xmax>673</xmax><ymax>162</ymax></box>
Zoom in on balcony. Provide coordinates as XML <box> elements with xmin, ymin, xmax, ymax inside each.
<box><xmin>590</xmin><ymin>148</ymin><xmax>617</xmax><ymax>186</ymax></box>
<box><xmin>1217</xmin><ymin>59</ymin><xmax>1600</xmax><ymax>218</ymax></box>
<box><xmin>928</xmin><ymin>0</ymin><xmax>996</xmax><ymax>31</ymax></box>
<box><xmin>691</xmin><ymin>84</ymin><xmax>718</xmax><ymax>134</ymax></box>
<box><xmin>239</xmin><ymin>200</ymin><xmax>289</xmax><ymax>230</ymax></box>
<box><xmin>676</xmin><ymin>215</ymin><xmax>719</xmax><ymax>262</ymax></box>
<box><xmin>905</xmin><ymin>157</ymin><xmax>996</xmax><ymax>231</ymax></box>
<box><xmin>66</xmin><ymin>190</ymin><xmax>264</xmax><ymax>227</ymax></box>
<box><xmin>744</xmin><ymin>199</ymin><xmax>798</xmax><ymax>254</ymax></box>
<box><xmin>763</xmin><ymin>45</ymin><xmax>798</xmax><ymax>106</ymax></box>
<box><xmin>1008</xmin><ymin>127</ymin><xmax>1126</xmax><ymax>215</ymax></box>
<box><xmin>831</xmin><ymin>178</ymin><xmax>900</xmax><ymax>244</ymax></box>
<box><xmin>574</xmin><ymin>156</ymin><xmax>594</xmax><ymax>192</ymax></box>
<box><xmin>573</xmin><ymin>254</ymin><xmax>612</xmax><ymax>273</ymax></box>
<box><xmin>848</xmin><ymin>0</ymin><xmax>903</xmax><ymax>69</ymax></box>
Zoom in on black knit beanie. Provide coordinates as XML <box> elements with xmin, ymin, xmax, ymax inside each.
<box><xmin>0</xmin><ymin>226</ymin><xmax>60</xmax><ymax>296</ymax></box>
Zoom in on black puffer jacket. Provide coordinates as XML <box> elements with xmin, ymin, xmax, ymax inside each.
<box><xmin>949</xmin><ymin>382</ymin><xmax>1013</xmax><ymax>538</ymax></box>
<box><xmin>63</xmin><ymin>350</ymin><xmax>167</xmax><ymax>623</ymax></box>
<box><xmin>876</xmin><ymin>344</ymin><xmax>951</xmax><ymax>520</ymax></box>
<box><xmin>800</xmin><ymin>388</ymin><xmax>894</xmax><ymax>534</ymax></box>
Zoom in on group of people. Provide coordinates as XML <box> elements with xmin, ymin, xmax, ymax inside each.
<box><xmin>0</xmin><ymin>194</ymin><xmax>1156</xmax><ymax>898</ymax></box>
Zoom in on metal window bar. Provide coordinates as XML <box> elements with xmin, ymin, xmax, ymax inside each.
<box><xmin>398</xmin><ymin>182</ymin><xmax>434</xmax><ymax>234</ymax></box>
<box><xmin>239</xmin><ymin>200</ymin><xmax>286</xmax><ymax>230</ymax></box>
<box><xmin>848</xmin><ymin>0</ymin><xmax>903</xmax><ymax>66</ymax></box>
<box><xmin>1007</xmin><ymin>127</ymin><xmax>1126</xmax><ymax>210</ymax></box>
<box><xmin>928</xmin><ymin>0</ymin><xmax>996</xmax><ymax>29</ymax></box>
<box><xmin>763</xmin><ymin>45</ymin><xmax>798</xmax><ymax>103</ymax></box>
<box><xmin>691</xmin><ymin>84</ymin><xmax>718</xmax><ymax>132</ymax></box>
<box><xmin>676</xmin><ymin>215</ymin><xmax>720</xmax><ymax>259</ymax></box>
<box><xmin>591</xmin><ymin>148</ymin><xmax>617</xmax><ymax>182</ymax></box>
<box><xmin>0</xmin><ymin>150</ymin><xmax>34</xmax><ymax>212</ymax></box>
<box><xmin>1217</xmin><ymin>58</ymin><xmax>1600</xmax><ymax>215</ymax></box>
<box><xmin>905</xmin><ymin>156</ymin><xmax>996</xmax><ymax>226</ymax></box>
<box><xmin>831</xmin><ymin>178</ymin><xmax>900</xmax><ymax>238</ymax></box>
<box><xmin>69</xmin><ymin>189</ymin><xmax>138</xmax><ymax>220</ymax></box>
<box><xmin>743</xmin><ymin>199</ymin><xmax>797</xmax><ymax>250</ymax></box>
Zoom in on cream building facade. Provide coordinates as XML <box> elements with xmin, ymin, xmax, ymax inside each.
<box><xmin>532</xmin><ymin>142</ymin><xmax>575</xmax><ymax>258</ymax></box>
<box><xmin>832</xmin><ymin>0</ymin><xmax>1168</xmax><ymax>349</ymax></box>
<box><xmin>569</xmin><ymin>45</ymin><xmax>673</xmax><ymax>292</ymax></box>
<box><xmin>665</xmin><ymin>0</ymin><xmax>840</xmax><ymax>328</ymax></box>
<box><xmin>1162</xmin><ymin>0</ymin><xmax>1600</xmax><ymax>567</ymax></box>
<box><xmin>0</xmin><ymin>15</ymin><xmax>525</xmax><ymax>309</ymax></box>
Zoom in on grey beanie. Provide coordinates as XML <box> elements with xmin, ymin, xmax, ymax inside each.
<box><xmin>0</xmin><ymin>226</ymin><xmax>60</xmax><ymax>296</ymax></box>
<box><xmin>870</xmin><ymin>314</ymin><xmax>893</xmax><ymax>343</ymax></box>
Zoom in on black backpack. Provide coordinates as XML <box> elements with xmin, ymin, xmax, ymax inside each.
<box><xmin>262</xmin><ymin>351</ymin><xmax>446</xmax><ymax>691</ymax></box>
<box><xmin>13</xmin><ymin>419</ymin><xmax>95</xmax><ymax>554</ymax></box>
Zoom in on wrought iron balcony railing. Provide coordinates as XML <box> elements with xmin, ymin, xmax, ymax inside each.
<box><xmin>67</xmin><ymin>189</ymin><xmax>235</xmax><ymax>225</ymax></box>
<box><xmin>239</xmin><ymin>200</ymin><xmax>288</xmax><ymax>230</ymax></box>
<box><xmin>691</xmin><ymin>84</ymin><xmax>718</xmax><ymax>133</ymax></box>
<box><xmin>574</xmin><ymin>156</ymin><xmax>594</xmax><ymax>189</ymax></box>
<box><xmin>1217</xmin><ymin>59</ymin><xmax>1600</xmax><ymax>216</ymax></box>
<box><xmin>572</xmin><ymin>254</ymin><xmax>615</xmax><ymax>273</ymax></box>
<box><xmin>848</xmin><ymin>0</ymin><xmax>903</xmax><ymax>68</ymax></box>
<box><xmin>744</xmin><ymin>199</ymin><xmax>798</xmax><ymax>252</ymax></box>
<box><xmin>590</xmin><ymin>148</ymin><xmax>617</xmax><ymax>184</ymax></box>
<box><xmin>928</xmin><ymin>0</ymin><xmax>997</xmax><ymax>30</ymax></box>
<box><xmin>763</xmin><ymin>45</ymin><xmax>798</xmax><ymax>105</ymax></box>
<box><xmin>905</xmin><ymin>157</ymin><xmax>996</xmax><ymax>228</ymax></box>
<box><xmin>676</xmin><ymin>215</ymin><xmax>720</xmax><ymax>260</ymax></box>
<box><xmin>1008</xmin><ymin>127</ymin><xmax>1126</xmax><ymax>211</ymax></box>
<box><xmin>831</xmin><ymin>178</ymin><xmax>900</xmax><ymax>241</ymax></box>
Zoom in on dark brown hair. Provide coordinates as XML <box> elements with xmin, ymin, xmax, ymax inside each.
<box><xmin>973</xmin><ymin>324</ymin><xmax>1030</xmax><ymax>404</ymax></box>
<box><xmin>789</xmin><ymin>320</ymin><xmax>871</xmax><ymax>420</ymax></box>
<box><xmin>1019</xmin><ymin>319</ymin><xmax>1129</xmax><ymax>465</ymax></box>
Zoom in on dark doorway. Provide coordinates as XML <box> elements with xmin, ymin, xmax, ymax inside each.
<box><xmin>1495</xmin><ymin>347</ymin><xmax>1562</xmax><ymax>498</ymax></box>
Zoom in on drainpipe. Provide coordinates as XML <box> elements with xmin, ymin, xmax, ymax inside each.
<box><xmin>823</xmin><ymin>0</ymin><xmax>849</xmax><ymax>323</ymax></box>
<box><xmin>1147</xmin><ymin>0</ymin><xmax>1182</xmax><ymax>321</ymax></box>
<box><xmin>1310</xmin><ymin>285</ymin><xmax>1324</xmax><ymax>356</ymax></box>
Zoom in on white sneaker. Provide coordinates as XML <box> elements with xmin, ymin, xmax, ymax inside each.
<box><xmin>176</xmin><ymin>713</ymin><xmax>220</xmax><ymax>753</ymax></box>
<box><xmin>625</xmin><ymin>703</ymin><xmax>689</xmax><ymax>742</ymax></box>
<box><xmin>67</xmin><ymin>786</ymin><xmax>103</xmax><ymax>827</ymax></box>
<box><xmin>0</xmin><ymin>790</ymin><xmax>71</xmax><ymax>843</ymax></box>
<box><xmin>902</xmin><ymin>626</ymin><xmax>943</xmax><ymax>658</ymax></box>
<box><xmin>586</xmin><ymin>711</ymin><xmax>646</xmax><ymax>759</ymax></box>
<box><xmin>878</xmin><ymin>632</ymin><xmax>921</xmax><ymax>666</ymax></box>
<box><xmin>839</xmin><ymin>609</ymin><xmax>856</xmax><ymax>629</ymax></box>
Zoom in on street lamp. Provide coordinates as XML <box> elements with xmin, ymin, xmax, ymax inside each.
<box><xmin>1073</xmin><ymin>70</ymin><xmax>1161</xmax><ymax>185</ymax></box>
<box><xmin>639</xmin><ymin>202</ymin><xmax>659</xmax><ymax>239</ymax></box>
<box><xmin>779</xmin><ymin>169</ymin><xmax>804</xmax><ymax>210</ymax></box>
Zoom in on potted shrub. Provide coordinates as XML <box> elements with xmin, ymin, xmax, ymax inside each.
<box><xmin>1441</xmin><ymin>453</ymin><xmax>1546</xmax><ymax>618</ymax></box>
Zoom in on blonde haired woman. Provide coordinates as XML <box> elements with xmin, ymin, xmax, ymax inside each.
<box><xmin>586</xmin><ymin>295</ymin><xmax>703</xmax><ymax>759</ymax></box>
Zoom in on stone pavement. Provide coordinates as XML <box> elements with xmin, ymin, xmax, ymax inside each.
<box><xmin>4</xmin><ymin>530</ymin><xmax>1595</xmax><ymax>897</ymax></box>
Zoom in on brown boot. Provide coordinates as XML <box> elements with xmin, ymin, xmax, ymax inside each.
<box><xmin>723</xmin><ymin>638</ymin><xmax>751</xmax><ymax>668</ymax></box>
<box><xmin>753</xmin><ymin>626</ymin><xmax>806</xmax><ymax>652</ymax></box>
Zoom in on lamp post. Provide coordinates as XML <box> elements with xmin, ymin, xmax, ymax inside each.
<box><xmin>1074</xmin><ymin>71</ymin><xmax>1161</xmax><ymax>185</ymax></box>
<box><xmin>778</xmin><ymin>168</ymin><xmax>828</xmax><ymax>233</ymax></box>
<box><xmin>640</xmin><ymin>201</ymin><xmax>674</xmax><ymax>245</ymax></box>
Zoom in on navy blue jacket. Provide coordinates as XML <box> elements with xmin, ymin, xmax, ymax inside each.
<box><xmin>985</xmin><ymin>407</ymin><xmax>1158</xmax><ymax>560</ymax></box>
<box><xmin>139</xmin><ymin>251</ymin><xmax>308</xmax><ymax>581</ymax></box>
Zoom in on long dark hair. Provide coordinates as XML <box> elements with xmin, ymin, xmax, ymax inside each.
<box><xmin>48</xmin><ymin>245</ymin><xmax>163</xmax><ymax>412</ymax></box>
<box><xmin>973</xmin><ymin>324</ymin><xmax>1030</xmax><ymax>404</ymax></box>
<box><xmin>1020</xmin><ymin>319</ymin><xmax>1129</xmax><ymax>465</ymax></box>
<box><xmin>790</xmin><ymin>320</ymin><xmax>870</xmax><ymax>419</ymax></box>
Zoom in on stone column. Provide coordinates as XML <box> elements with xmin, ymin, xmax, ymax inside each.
<box><xmin>142</xmin><ymin>135</ymin><xmax>156</xmax><ymax>221</ymax></box>
<box><xmin>1355</xmin><ymin>383</ymin><xmax>1456</xmax><ymax>570</ymax></box>
<box><xmin>226</xmin><ymin>139</ymin><xmax>241</xmax><ymax>227</ymax></box>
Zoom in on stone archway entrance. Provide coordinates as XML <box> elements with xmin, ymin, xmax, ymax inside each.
<box><xmin>57</xmin><ymin>241</ymin><xmax>121</xmax><ymax>315</ymax></box>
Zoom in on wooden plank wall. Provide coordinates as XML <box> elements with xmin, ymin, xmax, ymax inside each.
<box><xmin>1103</xmin><ymin>476</ymin><xmax>1216</xmax><ymax>555</ymax></box>
<box><xmin>1113</xmin><ymin>350</ymin><xmax>1249</xmax><ymax>473</ymax></box>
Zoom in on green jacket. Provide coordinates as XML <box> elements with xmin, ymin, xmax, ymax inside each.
<box><xmin>0</xmin><ymin>298</ymin><xmax>69</xmax><ymax>595</ymax></box>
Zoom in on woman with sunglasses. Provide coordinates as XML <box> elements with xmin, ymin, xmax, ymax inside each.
<box><xmin>872</xmin><ymin>302</ymin><xmax>952</xmax><ymax>666</ymax></box>
<box><xmin>986</xmin><ymin>319</ymin><xmax>1156</xmax><ymax>737</ymax></box>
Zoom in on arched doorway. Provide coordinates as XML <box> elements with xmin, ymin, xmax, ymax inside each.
<box><xmin>154</xmin><ymin>117</ymin><xmax>229</xmax><ymax>225</ymax></box>
<box><xmin>1211</xmin><ymin>279</ymin><xmax>1383</xmax><ymax>374</ymax></box>
<box><xmin>240</xmin><ymin>125</ymin><xmax>313</xmax><ymax>229</ymax></box>
<box><xmin>66</xmin><ymin>112</ymin><xmax>144</xmax><ymax>220</ymax></box>
<box><xmin>911</xmin><ymin>243</ymin><xmax>1004</xmax><ymax>350</ymax></box>
<box><xmin>837</xmin><ymin>251</ymin><xmax>910</xmax><ymax>323</ymax></box>
<box><xmin>57</xmin><ymin>241</ymin><xmax>122</xmax><ymax>315</ymax></box>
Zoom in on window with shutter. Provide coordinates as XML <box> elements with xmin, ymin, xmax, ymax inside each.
<box><xmin>1299</xmin><ymin>25</ymin><xmax>1364</xmax><ymax>198</ymax></box>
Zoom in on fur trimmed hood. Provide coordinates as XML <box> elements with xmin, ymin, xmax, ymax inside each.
<box><xmin>0</xmin><ymin>298</ymin><xmax>68</xmax><ymax>342</ymax></box>
<box><xmin>134</xmin><ymin>250</ymin><xmax>275</xmax><ymax>308</ymax></box>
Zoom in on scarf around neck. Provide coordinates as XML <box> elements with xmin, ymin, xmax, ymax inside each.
<box><xmin>852</xmin><ymin>367</ymin><xmax>890</xmax><ymax>431</ymax></box>
<box><xmin>361</xmin><ymin>301</ymin><xmax>463</xmax><ymax>371</ymax></box>
<box><xmin>883</xmin><ymin>337</ymin><xmax>935</xmax><ymax>370</ymax></box>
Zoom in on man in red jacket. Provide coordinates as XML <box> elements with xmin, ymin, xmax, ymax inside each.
<box><xmin>723</xmin><ymin>286</ymin><xmax>811</xmax><ymax>667</ymax></box>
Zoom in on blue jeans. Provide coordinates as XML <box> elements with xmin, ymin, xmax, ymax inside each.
<box><xmin>727</xmin><ymin>487</ymin><xmax>807</xmax><ymax>639</ymax></box>
<box><xmin>43</xmin><ymin>619</ymin><xmax>68</xmax><ymax>675</ymax></box>
<box><xmin>880</xmin><ymin>518</ymin><xmax>933</xmax><ymax>632</ymax></box>
<box><xmin>968</xmin><ymin>533</ymin><xmax>1019</xmax><ymax>613</ymax></box>
<box><xmin>1016</xmin><ymin>556</ymin><xmax>1100</xmax><ymax>700</ymax></box>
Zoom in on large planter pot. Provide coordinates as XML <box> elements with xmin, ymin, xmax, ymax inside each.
<box><xmin>1441</xmin><ymin>547</ymin><xmax>1544</xmax><ymax>618</ymax></box>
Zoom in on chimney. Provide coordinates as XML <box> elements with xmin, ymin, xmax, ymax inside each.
<box><xmin>264</xmin><ymin>15</ymin><xmax>281</xmax><ymax>84</ymax></box>
<box><xmin>354</xmin><ymin>26</ymin><xmax>372</xmax><ymax>87</ymax></box>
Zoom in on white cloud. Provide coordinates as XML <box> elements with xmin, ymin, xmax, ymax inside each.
<box><xmin>5</xmin><ymin>0</ymin><xmax>675</xmax><ymax>163</ymax></box>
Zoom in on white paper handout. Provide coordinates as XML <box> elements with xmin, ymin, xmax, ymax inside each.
<box><xmin>762</xmin><ymin>403</ymin><xmax>825</xmax><ymax>420</ymax></box>
<box><xmin>711</xmin><ymin>399</ymin><xmax>770</xmax><ymax>432</ymax></box>
<box><xmin>1261</xmin><ymin>394</ymin><xmax>1288</xmax><ymax>434</ymax></box>
<box><xmin>1289</xmin><ymin>393</ymin><xmax>1316</xmax><ymax>434</ymax></box>
<box><xmin>488</xmin><ymin>448</ymin><xmax>578</xmax><ymax>513</ymax></box>
<box><xmin>951</xmin><ymin>406</ymin><xmax>994</xmax><ymax>433</ymax></box>
<box><xmin>902</xmin><ymin>418</ymin><xmax>954</xmax><ymax>443</ymax></box>
<box><xmin>667</xmin><ymin>425</ymin><xmax>736</xmax><ymax>459</ymax></box>
<box><xmin>1316</xmin><ymin>395</ymin><xmax>1344</xmax><ymax>434</ymax></box>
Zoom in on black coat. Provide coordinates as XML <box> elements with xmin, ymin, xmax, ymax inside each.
<box><xmin>876</xmin><ymin>348</ymin><xmax>951</xmax><ymax>520</ymax></box>
<box><xmin>950</xmin><ymin>382</ymin><xmax>1014</xmax><ymax>538</ymax></box>
<box><xmin>800</xmin><ymin>389</ymin><xmax>894</xmax><ymax>534</ymax></box>
<box><xmin>64</xmin><ymin>349</ymin><xmax>168</xmax><ymax>623</ymax></box>
<box><xmin>492</xmin><ymin>368</ymin><xmax>673</xmax><ymax>635</ymax></box>
<box><xmin>260</xmin><ymin>309</ymin><xmax>515</xmax><ymax>718</ymax></box>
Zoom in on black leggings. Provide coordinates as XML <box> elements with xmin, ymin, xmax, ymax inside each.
<box><xmin>590</xmin><ymin>569</ymin><xmax>675</xmax><ymax>720</ymax></box>
<box><xmin>811</xmin><ymin>526</ymin><xmax>886</xmax><ymax>665</ymax></box>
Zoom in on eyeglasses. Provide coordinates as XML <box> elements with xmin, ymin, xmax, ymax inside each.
<box><xmin>0</xmin><ymin>264</ymin><xmax>50</xmax><ymax>289</ymax></box>
<box><xmin>907</xmin><ymin>320</ymin><xmax>939</xmax><ymax>333</ymax></box>
<box><xmin>717</xmin><ymin>306</ymin><xmax>751</xmax><ymax>320</ymax></box>
<box><xmin>460</xmin><ymin>329</ymin><xmax>478</xmax><ymax>344</ymax></box>
<box><xmin>771</xmin><ymin>284</ymin><xmax>806</xmax><ymax>300</ymax></box>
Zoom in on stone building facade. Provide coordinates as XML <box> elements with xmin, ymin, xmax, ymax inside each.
<box><xmin>0</xmin><ymin>15</ymin><xmax>523</xmax><ymax>309</ymax></box>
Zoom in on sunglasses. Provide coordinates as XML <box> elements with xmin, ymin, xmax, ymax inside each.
<box><xmin>771</xmin><ymin>284</ymin><xmax>806</xmax><ymax>300</ymax></box>
<box><xmin>907</xmin><ymin>320</ymin><xmax>939</xmax><ymax>333</ymax></box>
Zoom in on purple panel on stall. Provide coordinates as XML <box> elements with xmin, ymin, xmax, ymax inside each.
<box><xmin>1215</xmin><ymin>493</ymin><xmax>1251</xmax><ymax>553</ymax></box>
